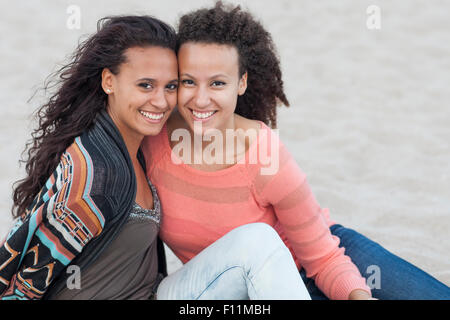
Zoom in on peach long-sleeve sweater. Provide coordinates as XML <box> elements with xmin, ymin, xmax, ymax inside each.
<box><xmin>141</xmin><ymin>121</ymin><xmax>371</xmax><ymax>300</ymax></box>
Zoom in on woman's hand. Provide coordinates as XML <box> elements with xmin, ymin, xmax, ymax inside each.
<box><xmin>348</xmin><ymin>289</ymin><xmax>377</xmax><ymax>300</ymax></box>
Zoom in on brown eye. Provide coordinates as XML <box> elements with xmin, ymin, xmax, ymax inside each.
<box><xmin>139</xmin><ymin>83</ymin><xmax>153</xmax><ymax>89</ymax></box>
<box><xmin>211</xmin><ymin>81</ymin><xmax>225</xmax><ymax>87</ymax></box>
<box><xmin>166</xmin><ymin>83</ymin><xmax>178</xmax><ymax>91</ymax></box>
<box><xmin>181</xmin><ymin>79</ymin><xmax>195</xmax><ymax>86</ymax></box>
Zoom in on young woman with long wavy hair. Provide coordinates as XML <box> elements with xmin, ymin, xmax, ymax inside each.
<box><xmin>1</xmin><ymin>14</ymin><xmax>309</xmax><ymax>300</ymax></box>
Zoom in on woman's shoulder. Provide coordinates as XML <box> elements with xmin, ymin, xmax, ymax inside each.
<box><xmin>64</xmin><ymin>135</ymin><xmax>134</xmax><ymax>199</ymax></box>
<box><xmin>234</xmin><ymin>114</ymin><xmax>282</xmax><ymax>151</ymax></box>
<box><xmin>233</xmin><ymin>114</ymin><xmax>264</xmax><ymax>153</ymax></box>
<box><xmin>234</xmin><ymin>114</ymin><xmax>262</xmax><ymax>132</ymax></box>
<box><xmin>56</xmin><ymin>136</ymin><xmax>133</xmax><ymax>224</ymax></box>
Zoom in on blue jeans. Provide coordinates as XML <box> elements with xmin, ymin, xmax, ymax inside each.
<box><xmin>300</xmin><ymin>224</ymin><xmax>450</xmax><ymax>300</ymax></box>
<box><xmin>156</xmin><ymin>223</ymin><xmax>311</xmax><ymax>300</ymax></box>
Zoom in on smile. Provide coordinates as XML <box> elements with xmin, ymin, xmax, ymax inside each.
<box><xmin>140</xmin><ymin>110</ymin><xmax>164</xmax><ymax>122</ymax></box>
<box><xmin>190</xmin><ymin>109</ymin><xmax>217</xmax><ymax>120</ymax></box>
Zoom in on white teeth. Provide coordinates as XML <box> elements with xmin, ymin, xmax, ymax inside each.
<box><xmin>192</xmin><ymin>110</ymin><xmax>215</xmax><ymax>119</ymax></box>
<box><xmin>140</xmin><ymin>111</ymin><xmax>164</xmax><ymax>120</ymax></box>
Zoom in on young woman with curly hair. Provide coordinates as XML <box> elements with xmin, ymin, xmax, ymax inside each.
<box><xmin>1</xmin><ymin>14</ymin><xmax>309</xmax><ymax>300</ymax></box>
<box><xmin>141</xmin><ymin>1</ymin><xmax>450</xmax><ymax>300</ymax></box>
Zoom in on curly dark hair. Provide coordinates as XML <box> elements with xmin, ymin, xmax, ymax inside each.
<box><xmin>176</xmin><ymin>1</ymin><xmax>289</xmax><ymax>129</ymax></box>
<box><xmin>12</xmin><ymin>15</ymin><xmax>177</xmax><ymax>219</ymax></box>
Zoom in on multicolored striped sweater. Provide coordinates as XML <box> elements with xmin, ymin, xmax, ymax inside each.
<box><xmin>0</xmin><ymin>137</ymin><xmax>106</xmax><ymax>299</ymax></box>
<box><xmin>0</xmin><ymin>110</ymin><xmax>166</xmax><ymax>300</ymax></box>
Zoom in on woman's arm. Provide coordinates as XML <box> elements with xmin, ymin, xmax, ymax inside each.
<box><xmin>253</xmin><ymin>130</ymin><xmax>372</xmax><ymax>300</ymax></box>
<box><xmin>0</xmin><ymin>148</ymin><xmax>107</xmax><ymax>300</ymax></box>
<box><xmin>0</xmin><ymin>196</ymin><xmax>106</xmax><ymax>300</ymax></box>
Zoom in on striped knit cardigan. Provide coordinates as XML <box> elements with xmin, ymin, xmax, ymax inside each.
<box><xmin>0</xmin><ymin>110</ymin><xmax>167</xmax><ymax>300</ymax></box>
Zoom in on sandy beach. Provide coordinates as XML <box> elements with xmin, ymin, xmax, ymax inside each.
<box><xmin>0</xmin><ymin>0</ymin><xmax>449</xmax><ymax>288</ymax></box>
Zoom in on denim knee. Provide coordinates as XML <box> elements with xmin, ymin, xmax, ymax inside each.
<box><xmin>228</xmin><ymin>223</ymin><xmax>285</xmax><ymax>255</ymax></box>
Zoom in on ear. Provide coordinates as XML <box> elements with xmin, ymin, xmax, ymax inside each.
<box><xmin>101</xmin><ymin>68</ymin><xmax>114</xmax><ymax>94</ymax></box>
<box><xmin>238</xmin><ymin>72</ymin><xmax>248</xmax><ymax>96</ymax></box>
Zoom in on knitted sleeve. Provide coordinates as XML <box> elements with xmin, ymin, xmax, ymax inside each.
<box><xmin>0</xmin><ymin>140</ymin><xmax>108</xmax><ymax>300</ymax></box>
<box><xmin>253</xmin><ymin>126</ymin><xmax>371</xmax><ymax>300</ymax></box>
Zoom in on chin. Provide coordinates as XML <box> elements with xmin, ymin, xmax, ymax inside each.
<box><xmin>142</xmin><ymin>124</ymin><xmax>165</xmax><ymax>137</ymax></box>
<box><xmin>184</xmin><ymin>113</ymin><xmax>219</xmax><ymax>133</ymax></box>
<box><xmin>190</xmin><ymin>120</ymin><xmax>217</xmax><ymax>136</ymax></box>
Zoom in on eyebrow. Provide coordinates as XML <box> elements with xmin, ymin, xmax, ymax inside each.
<box><xmin>180</xmin><ymin>73</ymin><xmax>229</xmax><ymax>80</ymax></box>
<box><xmin>137</xmin><ymin>77</ymin><xmax>178</xmax><ymax>83</ymax></box>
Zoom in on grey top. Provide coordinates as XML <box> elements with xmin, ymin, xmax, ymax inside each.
<box><xmin>52</xmin><ymin>179</ymin><xmax>163</xmax><ymax>300</ymax></box>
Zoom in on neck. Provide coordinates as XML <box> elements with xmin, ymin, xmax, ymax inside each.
<box><xmin>122</xmin><ymin>133</ymin><xmax>143</xmax><ymax>161</ymax></box>
<box><xmin>189</xmin><ymin>114</ymin><xmax>236</xmax><ymax>151</ymax></box>
<box><xmin>190</xmin><ymin>114</ymin><xmax>240</xmax><ymax>166</ymax></box>
<box><xmin>107</xmin><ymin>109</ymin><xmax>142</xmax><ymax>160</ymax></box>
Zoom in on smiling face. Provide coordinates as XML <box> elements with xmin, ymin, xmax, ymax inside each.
<box><xmin>103</xmin><ymin>46</ymin><xmax>178</xmax><ymax>145</ymax></box>
<box><xmin>177</xmin><ymin>42</ymin><xmax>247</xmax><ymax>134</ymax></box>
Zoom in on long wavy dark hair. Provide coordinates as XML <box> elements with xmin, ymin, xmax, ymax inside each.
<box><xmin>12</xmin><ymin>15</ymin><xmax>177</xmax><ymax>219</ymax></box>
<box><xmin>177</xmin><ymin>1</ymin><xmax>289</xmax><ymax>129</ymax></box>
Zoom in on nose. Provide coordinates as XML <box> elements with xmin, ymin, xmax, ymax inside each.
<box><xmin>194</xmin><ymin>86</ymin><xmax>211</xmax><ymax>109</ymax></box>
<box><xmin>150</xmin><ymin>87</ymin><xmax>169</xmax><ymax>110</ymax></box>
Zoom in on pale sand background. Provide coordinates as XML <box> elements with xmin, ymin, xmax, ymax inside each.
<box><xmin>0</xmin><ymin>0</ymin><xmax>449</xmax><ymax>286</ymax></box>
